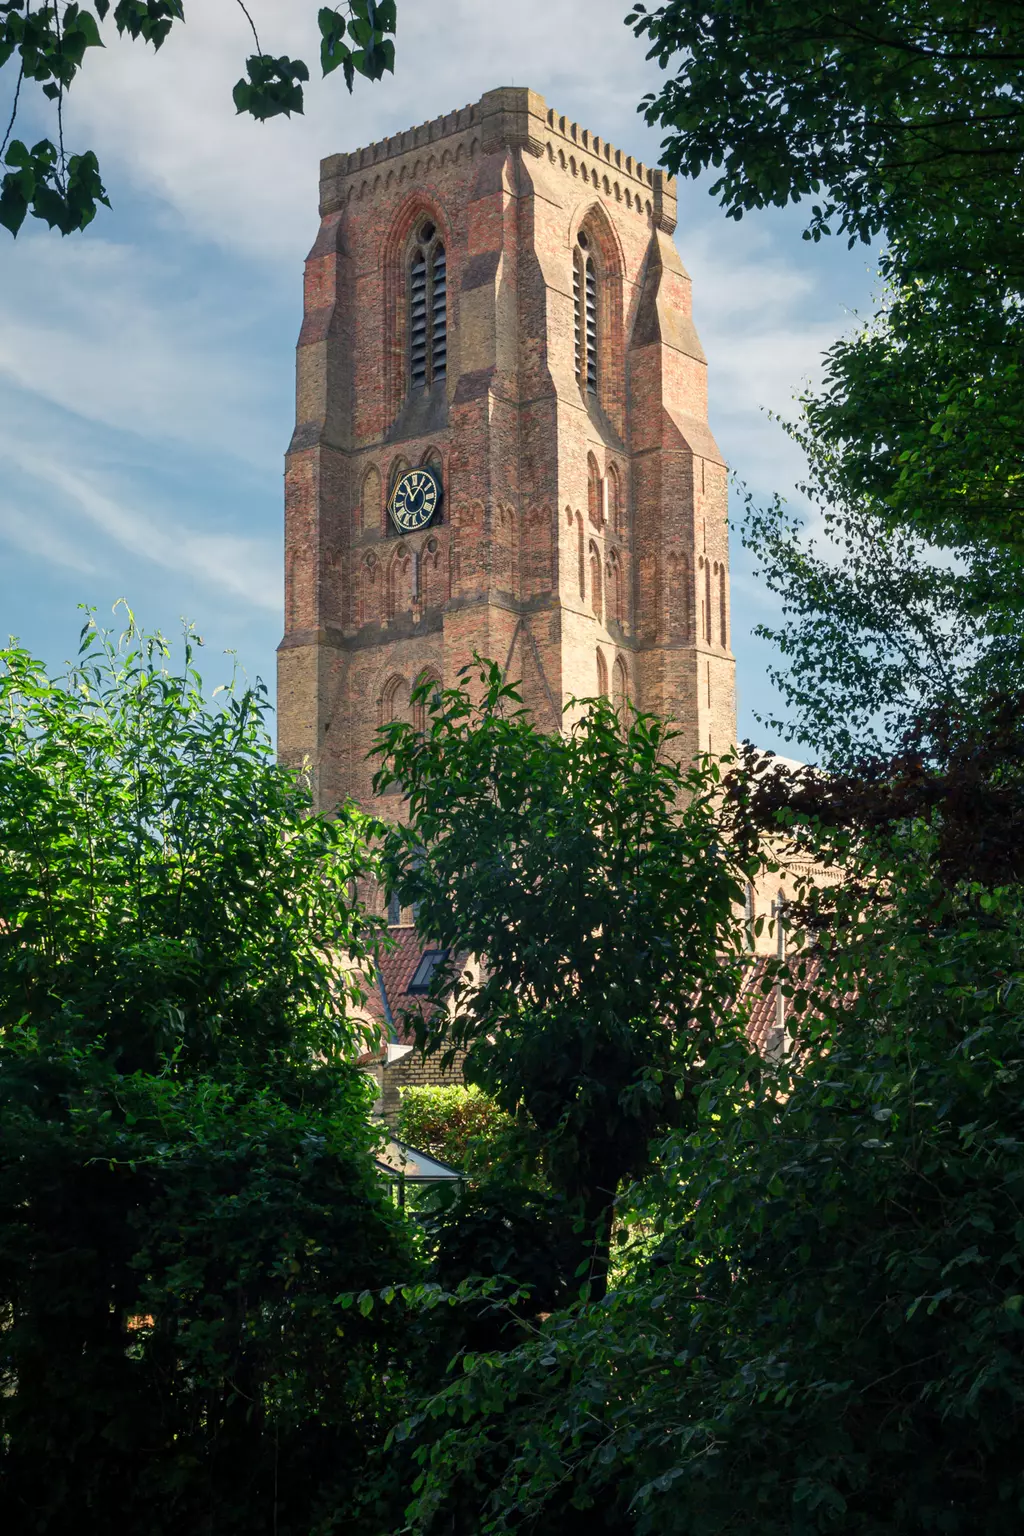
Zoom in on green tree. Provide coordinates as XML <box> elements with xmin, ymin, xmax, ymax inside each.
<box><xmin>0</xmin><ymin>0</ymin><xmax>397</xmax><ymax>235</ymax></box>
<box><xmin>396</xmin><ymin>1082</ymin><xmax>513</xmax><ymax>1173</ymax></box>
<box><xmin>0</xmin><ymin>608</ymin><xmax>382</xmax><ymax>1074</ymax></box>
<box><xmin>739</xmin><ymin>488</ymin><xmax>1024</xmax><ymax>766</ymax></box>
<box><xmin>629</xmin><ymin>0</ymin><xmax>1024</xmax><ymax>551</ymax></box>
<box><xmin>375</xmin><ymin>663</ymin><xmax>758</xmax><ymax>1301</ymax></box>
<box><xmin>395</xmin><ymin>821</ymin><xmax>1024</xmax><ymax>1534</ymax></box>
<box><xmin>0</xmin><ymin>610</ymin><xmax>419</xmax><ymax>1536</ymax></box>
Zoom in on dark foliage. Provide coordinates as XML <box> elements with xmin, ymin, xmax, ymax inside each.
<box><xmin>0</xmin><ymin>615</ymin><xmax>420</xmax><ymax>1536</ymax></box>
<box><xmin>732</xmin><ymin>690</ymin><xmax>1024</xmax><ymax>894</ymax></box>
<box><xmin>374</xmin><ymin>662</ymin><xmax>759</xmax><ymax>1298</ymax></box>
<box><xmin>631</xmin><ymin>0</ymin><xmax>1024</xmax><ymax>552</ymax></box>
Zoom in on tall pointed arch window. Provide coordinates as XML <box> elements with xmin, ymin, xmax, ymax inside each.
<box><xmin>573</xmin><ymin>230</ymin><xmax>598</xmax><ymax>395</ymax></box>
<box><xmin>409</xmin><ymin>221</ymin><xmax>447</xmax><ymax>391</ymax></box>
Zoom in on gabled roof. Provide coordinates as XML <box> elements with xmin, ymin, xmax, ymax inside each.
<box><xmin>359</xmin><ymin>930</ymin><xmax>827</xmax><ymax>1061</ymax></box>
<box><xmin>363</xmin><ymin>926</ymin><xmax>432</xmax><ymax>1040</ymax></box>
<box><xmin>738</xmin><ymin>952</ymin><xmax>824</xmax><ymax>1054</ymax></box>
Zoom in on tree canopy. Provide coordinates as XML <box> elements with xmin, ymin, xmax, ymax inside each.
<box><xmin>0</xmin><ymin>612</ymin><xmax>419</xmax><ymax>1535</ymax></box>
<box><xmin>630</xmin><ymin>0</ymin><xmax>1024</xmax><ymax>552</ymax></box>
<box><xmin>375</xmin><ymin>663</ymin><xmax>761</xmax><ymax>1298</ymax></box>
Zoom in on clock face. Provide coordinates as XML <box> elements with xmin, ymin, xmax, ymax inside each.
<box><xmin>388</xmin><ymin>467</ymin><xmax>442</xmax><ymax>533</ymax></box>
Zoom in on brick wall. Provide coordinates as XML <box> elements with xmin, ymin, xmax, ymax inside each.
<box><xmin>278</xmin><ymin>85</ymin><xmax>737</xmax><ymax>816</ymax></box>
<box><xmin>369</xmin><ymin>1045</ymin><xmax>470</xmax><ymax>1133</ymax></box>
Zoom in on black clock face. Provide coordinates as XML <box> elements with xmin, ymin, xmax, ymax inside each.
<box><xmin>388</xmin><ymin>468</ymin><xmax>441</xmax><ymax>533</ymax></box>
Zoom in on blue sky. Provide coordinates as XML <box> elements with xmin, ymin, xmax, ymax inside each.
<box><xmin>0</xmin><ymin>0</ymin><xmax>877</xmax><ymax>751</ymax></box>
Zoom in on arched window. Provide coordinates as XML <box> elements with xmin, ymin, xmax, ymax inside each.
<box><xmin>607</xmin><ymin>550</ymin><xmax>623</xmax><ymax>625</ymax></box>
<box><xmin>596</xmin><ymin>647</ymin><xmax>609</xmax><ymax>698</ymax></box>
<box><xmin>408</xmin><ymin>220</ymin><xmax>446</xmax><ymax>391</ymax></box>
<box><xmin>668</xmin><ymin>552</ymin><xmax>691</xmax><ymax>642</ymax></box>
<box><xmin>589</xmin><ymin>541</ymin><xmax>603</xmax><ymax>620</ymax></box>
<box><xmin>360</xmin><ymin>465</ymin><xmax>381</xmax><ymax>535</ymax></box>
<box><xmin>380</xmin><ymin>673</ymin><xmax>411</xmax><ymax>725</ymax></box>
<box><xmin>587</xmin><ymin>453</ymin><xmax>602</xmax><ymax>527</ymax></box>
<box><xmin>704</xmin><ymin>558</ymin><xmax>712</xmax><ymax>643</ymax></box>
<box><xmin>638</xmin><ymin>555</ymin><xmax>657</xmax><ymax>641</ymax></box>
<box><xmin>606</xmin><ymin>463</ymin><xmax>621</xmax><ymax>535</ymax></box>
<box><xmin>576</xmin><ymin>512</ymin><xmax>585</xmax><ymax>600</ymax></box>
<box><xmin>613</xmin><ymin>655</ymin><xmax>629</xmax><ymax>714</ymax></box>
<box><xmin>360</xmin><ymin>553</ymin><xmax>379</xmax><ymax>627</ymax></box>
<box><xmin>718</xmin><ymin>562</ymin><xmax>728</xmax><ymax>647</ymax></box>
<box><xmin>387</xmin><ymin>546</ymin><xmax>411</xmax><ymax>620</ymax></box>
<box><xmin>421</xmin><ymin>536</ymin><xmax>445</xmax><ymax>609</ymax></box>
<box><xmin>573</xmin><ymin>230</ymin><xmax>598</xmax><ymax>394</ymax></box>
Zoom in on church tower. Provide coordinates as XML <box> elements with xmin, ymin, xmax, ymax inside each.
<box><xmin>278</xmin><ymin>87</ymin><xmax>735</xmax><ymax>819</ymax></box>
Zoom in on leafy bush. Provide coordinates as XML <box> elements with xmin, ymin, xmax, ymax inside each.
<box><xmin>0</xmin><ymin>609</ymin><xmax>384</xmax><ymax>1076</ymax></box>
<box><xmin>397</xmin><ymin>840</ymin><xmax>1024</xmax><ymax>1534</ymax></box>
<box><xmin>396</xmin><ymin>1083</ymin><xmax>512</xmax><ymax>1170</ymax></box>
<box><xmin>0</xmin><ymin>613</ymin><xmax>420</xmax><ymax>1536</ymax></box>
<box><xmin>0</xmin><ymin>1037</ymin><xmax>416</xmax><ymax>1536</ymax></box>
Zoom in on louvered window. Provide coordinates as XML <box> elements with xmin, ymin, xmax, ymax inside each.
<box><xmin>585</xmin><ymin>258</ymin><xmax>597</xmax><ymax>392</ymax></box>
<box><xmin>410</xmin><ymin>252</ymin><xmax>428</xmax><ymax>387</ymax></box>
<box><xmin>408</xmin><ymin>221</ymin><xmax>447</xmax><ymax>391</ymax></box>
<box><xmin>574</xmin><ymin>231</ymin><xmax>599</xmax><ymax>396</ymax></box>
<box><xmin>431</xmin><ymin>245</ymin><xmax>447</xmax><ymax>380</ymax></box>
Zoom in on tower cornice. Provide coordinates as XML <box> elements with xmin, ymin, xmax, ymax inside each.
<box><xmin>319</xmin><ymin>87</ymin><xmax>674</xmax><ymax>230</ymax></box>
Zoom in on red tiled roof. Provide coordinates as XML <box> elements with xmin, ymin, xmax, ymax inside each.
<box><xmin>360</xmin><ymin>926</ymin><xmax>443</xmax><ymax>1044</ymax></box>
<box><xmin>360</xmin><ymin>932</ymin><xmax>827</xmax><ymax>1063</ymax></box>
<box><xmin>738</xmin><ymin>952</ymin><xmax>824</xmax><ymax>1054</ymax></box>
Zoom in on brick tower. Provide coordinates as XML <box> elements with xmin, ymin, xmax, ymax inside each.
<box><xmin>278</xmin><ymin>86</ymin><xmax>736</xmax><ymax>819</ymax></box>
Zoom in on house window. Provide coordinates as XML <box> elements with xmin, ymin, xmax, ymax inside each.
<box><xmin>407</xmin><ymin>948</ymin><xmax>449</xmax><ymax>994</ymax></box>
<box><xmin>409</xmin><ymin>221</ymin><xmax>446</xmax><ymax>391</ymax></box>
<box><xmin>574</xmin><ymin>231</ymin><xmax>598</xmax><ymax>395</ymax></box>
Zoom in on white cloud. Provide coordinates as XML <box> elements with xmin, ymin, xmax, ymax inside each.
<box><xmin>0</xmin><ymin>233</ymin><xmax>280</xmax><ymax>465</ymax></box>
<box><xmin>0</xmin><ymin>439</ymin><xmax>279</xmax><ymax>612</ymax></box>
<box><xmin>0</xmin><ymin>502</ymin><xmax>98</xmax><ymax>575</ymax></box>
<box><xmin>679</xmin><ymin>225</ymin><xmax>858</xmax><ymax>499</ymax></box>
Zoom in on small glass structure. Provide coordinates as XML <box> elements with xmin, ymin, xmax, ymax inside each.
<box><xmin>374</xmin><ymin>1139</ymin><xmax>463</xmax><ymax>1208</ymax></box>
